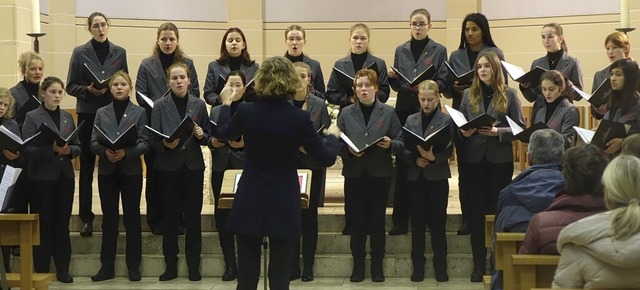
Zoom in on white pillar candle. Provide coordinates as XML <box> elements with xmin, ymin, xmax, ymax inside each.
<box><xmin>621</xmin><ymin>0</ymin><xmax>630</xmax><ymax>28</ymax></box>
<box><xmin>31</xmin><ymin>0</ymin><xmax>40</xmax><ymax>33</ymax></box>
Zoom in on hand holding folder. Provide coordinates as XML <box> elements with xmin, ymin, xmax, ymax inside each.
<box><xmin>39</xmin><ymin>120</ymin><xmax>84</xmax><ymax>147</ymax></box>
<box><xmin>402</xmin><ymin>125</ymin><xmax>451</xmax><ymax>152</ymax></box>
<box><xmin>572</xmin><ymin>80</ymin><xmax>611</xmax><ymax>108</ymax></box>
<box><xmin>145</xmin><ymin>116</ymin><xmax>195</xmax><ymax>150</ymax></box>
<box><xmin>501</xmin><ymin>61</ymin><xmax>547</xmax><ymax>87</ymax></box>
<box><xmin>444</xmin><ymin>105</ymin><xmax>497</xmax><ymax>131</ymax></box>
<box><xmin>391</xmin><ymin>65</ymin><xmax>436</xmax><ymax>87</ymax></box>
<box><xmin>445</xmin><ymin>62</ymin><xmax>474</xmax><ymax>85</ymax></box>
<box><xmin>505</xmin><ymin>115</ymin><xmax>548</xmax><ymax>143</ymax></box>
<box><xmin>339</xmin><ymin>133</ymin><xmax>385</xmax><ymax>154</ymax></box>
<box><xmin>94</xmin><ymin>124</ymin><xmax>138</xmax><ymax>150</ymax></box>
<box><xmin>83</xmin><ymin>63</ymin><xmax>112</xmax><ymax>90</ymax></box>
<box><xmin>573</xmin><ymin>119</ymin><xmax>630</xmax><ymax>150</ymax></box>
<box><xmin>0</xmin><ymin>125</ymin><xmax>40</xmax><ymax>152</ymax></box>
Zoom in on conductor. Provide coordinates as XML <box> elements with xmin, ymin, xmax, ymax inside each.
<box><xmin>215</xmin><ymin>56</ymin><xmax>341</xmax><ymax>290</ymax></box>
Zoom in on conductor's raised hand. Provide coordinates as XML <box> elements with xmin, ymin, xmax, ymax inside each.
<box><xmin>219</xmin><ymin>84</ymin><xmax>237</xmax><ymax>106</ymax></box>
<box><xmin>324</xmin><ymin>123</ymin><xmax>341</xmax><ymax>138</ymax></box>
<box><xmin>193</xmin><ymin>124</ymin><xmax>204</xmax><ymax>140</ymax></box>
<box><xmin>163</xmin><ymin>138</ymin><xmax>180</xmax><ymax>150</ymax></box>
<box><xmin>377</xmin><ymin>136</ymin><xmax>391</xmax><ymax>149</ymax></box>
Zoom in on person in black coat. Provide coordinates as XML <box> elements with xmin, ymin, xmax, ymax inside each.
<box><xmin>215</xmin><ymin>56</ymin><xmax>340</xmax><ymax>290</ymax></box>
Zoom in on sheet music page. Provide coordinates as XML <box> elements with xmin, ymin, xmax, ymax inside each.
<box><xmin>444</xmin><ymin>105</ymin><xmax>469</xmax><ymax>128</ymax></box>
<box><xmin>0</xmin><ymin>165</ymin><xmax>22</xmax><ymax>210</ymax></box>
<box><xmin>505</xmin><ymin>115</ymin><xmax>524</xmax><ymax>135</ymax></box>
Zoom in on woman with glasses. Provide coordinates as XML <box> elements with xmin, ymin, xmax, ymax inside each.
<box><xmin>66</xmin><ymin>12</ymin><xmax>128</xmax><ymax>237</ymax></box>
<box><xmin>283</xmin><ymin>25</ymin><xmax>326</xmax><ymax>99</ymax></box>
<box><xmin>387</xmin><ymin>8</ymin><xmax>449</xmax><ymax>237</ymax></box>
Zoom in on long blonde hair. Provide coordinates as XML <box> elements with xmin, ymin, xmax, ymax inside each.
<box><xmin>468</xmin><ymin>50</ymin><xmax>507</xmax><ymax>113</ymax></box>
<box><xmin>602</xmin><ymin>155</ymin><xmax>640</xmax><ymax>240</ymax></box>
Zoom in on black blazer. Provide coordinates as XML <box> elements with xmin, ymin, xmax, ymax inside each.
<box><xmin>603</xmin><ymin>98</ymin><xmax>640</xmax><ymax>136</ymax></box>
<box><xmin>66</xmin><ymin>40</ymin><xmax>128</xmax><ymax>114</ymax></box>
<box><xmin>149</xmin><ymin>94</ymin><xmax>210</xmax><ymax>171</ymax></box>
<box><xmin>209</xmin><ymin>104</ymin><xmax>246</xmax><ymax>172</ymax></box>
<box><xmin>337</xmin><ymin>100</ymin><xmax>403</xmax><ymax>178</ymax></box>
<box><xmin>0</xmin><ymin>118</ymin><xmax>21</xmax><ymax>169</ymax></box>
<box><xmin>390</xmin><ymin>39</ymin><xmax>448</xmax><ymax>112</ymax></box>
<box><xmin>22</xmin><ymin>105</ymin><xmax>81</xmax><ymax>181</ymax></box>
<box><xmin>533</xmin><ymin>98</ymin><xmax>579</xmax><ymax>148</ymax></box>
<box><xmin>402</xmin><ymin>109</ymin><xmax>453</xmax><ymax>181</ymax></box>
<box><xmin>215</xmin><ymin>99</ymin><xmax>340</xmax><ymax>239</ymax></box>
<box><xmin>90</xmin><ymin>101</ymin><xmax>150</xmax><ymax>176</ymax></box>
<box><xmin>520</xmin><ymin>52</ymin><xmax>583</xmax><ymax>119</ymax></box>
<box><xmin>458</xmin><ymin>87</ymin><xmax>524</xmax><ymax>164</ymax></box>
<box><xmin>298</xmin><ymin>94</ymin><xmax>331</xmax><ymax>169</ymax></box>
<box><xmin>10</xmin><ymin>82</ymin><xmax>42</xmax><ymax>129</ymax></box>
<box><xmin>135</xmin><ymin>56</ymin><xmax>200</xmax><ymax>105</ymax></box>
<box><xmin>326</xmin><ymin>52</ymin><xmax>390</xmax><ymax>108</ymax></box>
<box><xmin>203</xmin><ymin>60</ymin><xmax>259</xmax><ymax>106</ymax></box>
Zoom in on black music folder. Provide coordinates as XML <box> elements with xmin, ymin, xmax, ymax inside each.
<box><xmin>39</xmin><ymin>120</ymin><xmax>85</xmax><ymax>146</ymax></box>
<box><xmin>94</xmin><ymin>124</ymin><xmax>138</xmax><ymax>150</ymax></box>
<box><xmin>402</xmin><ymin>125</ymin><xmax>451</xmax><ymax>152</ymax></box>
<box><xmin>391</xmin><ymin>65</ymin><xmax>436</xmax><ymax>87</ymax></box>
<box><xmin>574</xmin><ymin>119</ymin><xmax>630</xmax><ymax>149</ymax></box>
<box><xmin>444</xmin><ymin>105</ymin><xmax>497</xmax><ymax>131</ymax></box>
<box><xmin>83</xmin><ymin>63</ymin><xmax>112</xmax><ymax>90</ymax></box>
<box><xmin>501</xmin><ymin>61</ymin><xmax>547</xmax><ymax>86</ymax></box>
<box><xmin>339</xmin><ymin>133</ymin><xmax>385</xmax><ymax>154</ymax></box>
<box><xmin>573</xmin><ymin>80</ymin><xmax>611</xmax><ymax>108</ymax></box>
<box><xmin>506</xmin><ymin>115</ymin><xmax>548</xmax><ymax>143</ymax></box>
<box><xmin>445</xmin><ymin>62</ymin><xmax>474</xmax><ymax>85</ymax></box>
<box><xmin>145</xmin><ymin>116</ymin><xmax>195</xmax><ymax>149</ymax></box>
<box><xmin>0</xmin><ymin>126</ymin><xmax>40</xmax><ymax>152</ymax></box>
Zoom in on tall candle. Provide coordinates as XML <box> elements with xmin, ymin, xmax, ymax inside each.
<box><xmin>31</xmin><ymin>0</ymin><xmax>40</xmax><ymax>33</ymax></box>
<box><xmin>621</xmin><ymin>0</ymin><xmax>630</xmax><ymax>29</ymax></box>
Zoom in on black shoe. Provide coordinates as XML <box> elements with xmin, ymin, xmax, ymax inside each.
<box><xmin>80</xmin><ymin>222</ymin><xmax>93</xmax><ymax>237</ymax></box>
<box><xmin>221</xmin><ymin>264</ymin><xmax>237</xmax><ymax>281</ymax></box>
<box><xmin>371</xmin><ymin>261</ymin><xmax>385</xmax><ymax>282</ymax></box>
<box><xmin>189</xmin><ymin>271</ymin><xmax>201</xmax><ymax>281</ymax></box>
<box><xmin>470</xmin><ymin>267</ymin><xmax>484</xmax><ymax>282</ymax></box>
<box><xmin>289</xmin><ymin>269</ymin><xmax>300</xmax><ymax>281</ymax></box>
<box><xmin>301</xmin><ymin>272</ymin><xmax>314</xmax><ymax>282</ymax></box>
<box><xmin>457</xmin><ymin>221</ymin><xmax>470</xmax><ymax>236</ymax></box>
<box><xmin>435</xmin><ymin>271</ymin><xmax>449</xmax><ymax>282</ymax></box>
<box><xmin>159</xmin><ymin>268</ymin><xmax>178</xmax><ymax>281</ymax></box>
<box><xmin>388</xmin><ymin>226</ymin><xmax>408</xmax><ymax>235</ymax></box>
<box><xmin>151</xmin><ymin>227</ymin><xmax>163</xmax><ymax>236</ymax></box>
<box><xmin>57</xmin><ymin>272</ymin><xmax>74</xmax><ymax>283</ymax></box>
<box><xmin>128</xmin><ymin>269</ymin><xmax>141</xmax><ymax>282</ymax></box>
<box><xmin>349</xmin><ymin>261</ymin><xmax>364</xmax><ymax>282</ymax></box>
<box><xmin>410</xmin><ymin>268</ymin><xmax>424</xmax><ymax>282</ymax></box>
<box><xmin>178</xmin><ymin>226</ymin><xmax>185</xmax><ymax>236</ymax></box>
<box><xmin>91</xmin><ymin>268</ymin><xmax>115</xmax><ymax>282</ymax></box>
<box><xmin>342</xmin><ymin>226</ymin><xmax>351</xmax><ymax>235</ymax></box>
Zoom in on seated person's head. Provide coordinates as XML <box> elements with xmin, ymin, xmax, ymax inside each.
<box><xmin>527</xmin><ymin>129</ymin><xmax>564</xmax><ymax>166</ymax></box>
<box><xmin>602</xmin><ymin>155</ymin><xmax>640</xmax><ymax>240</ymax></box>
<box><xmin>562</xmin><ymin>144</ymin><xmax>609</xmax><ymax>196</ymax></box>
<box><xmin>621</xmin><ymin>133</ymin><xmax>640</xmax><ymax>157</ymax></box>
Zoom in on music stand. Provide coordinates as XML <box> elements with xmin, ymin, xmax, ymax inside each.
<box><xmin>219</xmin><ymin>169</ymin><xmax>312</xmax><ymax>290</ymax></box>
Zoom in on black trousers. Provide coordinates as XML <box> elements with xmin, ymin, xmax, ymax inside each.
<box><xmin>97</xmin><ymin>169</ymin><xmax>142</xmax><ymax>271</ymax></box>
<box><xmin>212</xmin><ymin>169</ymin><xmax>236</xmax><ymax>266</ymax></box>
<box><xmin>391</xmin><ymin>109</ymin><xmax>414</xmax><ymax>230</ymax></box>
<box><xmin>143</xmin><ymin>148</ymin><xmax>162</xmax><ymax>230</ymax></box>
<box><xmin>236</xmin><ymin>233</ymin><xmax>296</xmax><ymax>290</ymax></box>
<box><xmin>456</xmin><ymin>143</ymin><xmax>472</xmax><ymax>224</ymax></box>
<box><xmin>77</xmin><ymin>113</ymin><xmax>96</xmax><ymax>224</ymax></box>
<box><xmin>345</xmin><ymin>174</ymin><xmax>389</xmax><ymax>261</ymax></box>
<box><xmin>157</xmin><ymin>167</ymin><xmax>203</xmax><ymax>272</ymax></box>
<box><xmin>466</xmin><ymin>158</ymin><xmax>513</xmax><ymax>270</ymax></box>
<box><xmin>30</xmin><ymin>175</ymin><xmax>74</xmax><ymax>273</ymax></box>
<box><xmin>410</xmin><ymin>176</ymin><xmax>449</xmax><ymax>269</ymax></box>
<box><xmin>291</xmin><ymin>167</ymin><xmax>325</xmax><ymax>273</ymax></box>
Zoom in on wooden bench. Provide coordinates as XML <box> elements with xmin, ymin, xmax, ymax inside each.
<box><xmin>218</xmin><ymin>169</ymin><xmax>312</xmax><ymax>209</ymax></box>
<box><xmin>518</xmin><ymin>105</ymin><xmax>533</xmax><ymax>171</ymax></box>
<box><xmin>0</xmin><ymin>214</ymin><xmax>55</xmax><ymax>290</ymax></box>
<box><xmin>483</xmin><ymin>214</ymin><xmax>496</xmax><ymax>290</ymax></box>
<box><xmin>512</xmin><ymin>254</ymin><xmax>559</xmax><ymax>290</ymax></box>
<box><xmin>495</xmin><ymin>232</ymin><xmax>525</xmax><ymax>290</ymax></box>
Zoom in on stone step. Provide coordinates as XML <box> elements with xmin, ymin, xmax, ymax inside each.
<box><xmin>69</xmin><ymin>232</ymin><xmax>472</xmax><ymax>255</ymax></box>
<box><xmin>10</xmin><ymin>254</ymin><xmax>475</xmax><ymax>279</ymax></box>
<box><xmin>68</xmin><ymin>212</ymin><xmax>464</xmax><ymax>233</ymax></box>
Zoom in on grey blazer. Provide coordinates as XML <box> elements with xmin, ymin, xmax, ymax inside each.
<box><xmin>149</xmin><ymin>94</ymin><xmax>209</xmax><ymax>171</ymax></box>
<box><xmin>447</xmin><ymin>46</ymin><xmax>505</xmax><ymax>108</ymax></box>
<box><xmin>592</xmin><ymin>66</ymin><xmax>609</xmax><ymax>93</ymax></box>
<box><xmin>0</xmin><ymin>118</ymin><xmax>21</xmax><ymax>168</ymax></box>
<box><xmin>299</xmin><ymin>54</ymin><xmax>326</xmax><ymax>99</ymax></box>
<box><xmin>10</xmin><ymin>82</ymin><xmax>42</xmax><ymax>129</ymax></box>
<box><xmin>203</xmin><ymin>60</ymin><xmax>259</xmax><ymax>106</ymax></box>
<box><xmin>520</xmin><ymin>52</ymin><xmax>584</xmax><ymax>119</ymax></box>
<box><xmin>209</xmin><ymin>104</ymin><xmax>246</xmax><ymax>172</ymax></box>
<box><xmin>298</xmin><ymin>94</ymin><xmax>331</xmax><ymax>169</ymax></box>
<box><xmin>533</xmin><ymin>98</ymin><xmax>579</xmax><ymax>148</ymax></box>
<box><xmin>66</xmin><ymin>40</ymin><xmax>128</xmax><ymax>114</ymax></box>
<box><xmin>22</xmin><ymin>106</ymin><xmax>81</xmax><ymax>181</ymax></box>
<box><xmin>459</xmin><ymin>87</ymin><xmax>524</xmax><ymax>164</ymax></box>
<box><xmin>402</xmin><ymin>109</ymin><xmax>453</xmax><ymax>181</ymax></box>
<box><xmin>337</xmin><ymin>100</ymin><xmax>403</xmax><ymax>178</ymax></box>
<box><xmin>390</xmin><ymin>39</ymin><xmax>448</xmax><ymax>112</ymax></box>
<box><xmin>603</xmin><ymin>98</ymin><xmax>640</xmax><ymax>136</ymax></box>
<box><xmin>326</xmin><ymin>52</ymin><xmax>390</xmax><ymax>107</ymax></box>
<box><xmin>90</xmin><ymin>101</ymin><xmax>150</xmax><ymax>176</ymax></box>
<box><xmin>135</xmin><ymin>56</ymin><xmax>200</xmax><ymax>105</ymax></box>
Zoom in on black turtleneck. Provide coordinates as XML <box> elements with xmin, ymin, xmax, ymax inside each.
<box><xmin>293</xmin><ymin>99</ymin><xmax>305</xmax><ymax>109</ymax></box>
<box><xmin>229</xmin><ymin>57</ymin><xmax>242</xmax><ymax>71</ymax></box>
<box><xmin>361</xmin><ymin>100</ymin><xmax>375</xmax><ymax>125</ymax></box>
<box><xmin>607</xmin><ymin>90</ymin><xmax>623</xmax><ymax>120</ymax></box>
<box><xmin>467</xmin><ymin>50</ymin><xmax>480</xmax><ymax>68</ymax></box>
<box><xmin>44</xmin><ymin>105</ymin><xmax>61</xmax><ymax>129</ymax></box>
<box><xmin>171</xmin><ymin>92</ymin><xmax>188</xmax><ymax>119</ymax></box>
<box><xmin>421</xmin><ymin>109</ymin><xmax>436</xmax><ymax>134</ymax></box>
<box><xmin>230</xmin><ymin>99</ymin><xmax>243</xmax><ymax>115</ymax></box>
<box><xmin>480</xmin><ymin>82</ymin><xmax>494</xmax><ymax>111</ymax></box>
<box><xmin>91</xmin><ymin>38</ymin><xmax>110</xmax><ymax>65</ymax></box>
<box><xmin>410</xmin><ymin>37</ymin><xmax>430</xmax><ymax>63</ymax></box>
<box><xmin>544</xmin><ymin>97</ymin><xmax>563</xmax><ymax>123</ymax></box>
<box><xmin>285</xmin><ymin>52</ymin><xmax>304</xmax><ymax>63</ymax></box>
<box><xmin>546</xmin><ymin>50</ymin><xmax>564</xmax><ymax>70</ymax></box>
<box><xmin>159</xmin><ymin>52</ymin><xmax>175</xmax><ymax>71</ymax></box>
<box><xmin>113</xmin><ymin>97</ymin><xmax>130</xmax><ymax>125</ymax></box>
<box><xmin>351</xmin><ymin>51</ymin><xmax>368</xmax><ymax>73</ymax></box>
<box><xmin>20</xmin><ymin>78</ymin><xmax>39</xmax><ymax>98</ymax></box>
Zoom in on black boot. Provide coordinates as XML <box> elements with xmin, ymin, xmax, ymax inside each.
<box><xmin>410</xmin><ymin>266</ymin><xmax>424</xmax><ymax>282</ymax></box>
<box><xmin>470</xmin><ymin>265</ymin><xmax>484</xmax><ymax>282</ymax></box>
<box><xmin>222</xmin><ymin>262</ymin><xmax>238</xmax><ymax>281</ymax></box>
<box><xmin>91</xmin><ymin>267</ymin><xmax>115</xmax><ymax>282</ymax></box>
<box><xmin>434</xmin><ymin>261</ymin><xmax>449</xmax><ymax>282</ymax></box>
<box><xmin>159</xmin><ymin>259</ymin><xmax>178</xmax><ymax>281</ymax></box>
<box><xmin>371</xmin><ymin>258</ymin><xmax>385</xmax><ymax>282</ymax></box>
<box><xmin>349</xmin><ymin>258</ymin><xmax>365</xmax><ymax>282</ymax></box>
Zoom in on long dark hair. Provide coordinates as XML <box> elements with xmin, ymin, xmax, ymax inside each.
<box><xmin>152</xmin><ymin>22</ymin><xmax>186</xmax><ymax>64</ymax></box>
<box><xmin>608</xmin><ymin>58</ymin><xmax>640</xmax><ymax>112</ymax></box>
<box><xmin>216</xmin><ymin>27</ymin><xmax>255</xmax><ymax>67</ymax></box>
<box><xmin>458</xmin><ymin>13</ymin><xmax>498</xmax><ymax>50</ymax></box>
<box><xmin>539</xmin><ymin>70</ymin><xmax>579</xmax><ymax>102</ymax></box>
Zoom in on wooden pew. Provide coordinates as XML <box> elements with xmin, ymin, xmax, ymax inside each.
<box><xmin>495</xmin><ymin>232</ymin><xmax>525</xmax><ymax>290</ymax></box>
<box><xmin>0</xmin><ymin>214</ymin><xmax>55</xmax><ymax>290</ymax></box>
<box><xmin>518</xmin><ymin>105</ymin><xmax>533</xmax><ymax>171</ymax></box>
<box><xmin>512</xmin><ymin>254</ymin><xmax>559</xmax><ymax>290</ymax></box>
<box><xmin>483</xmin><ymin>215</ymin><xmax>495</xmax><ymax>290</ymax></box>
